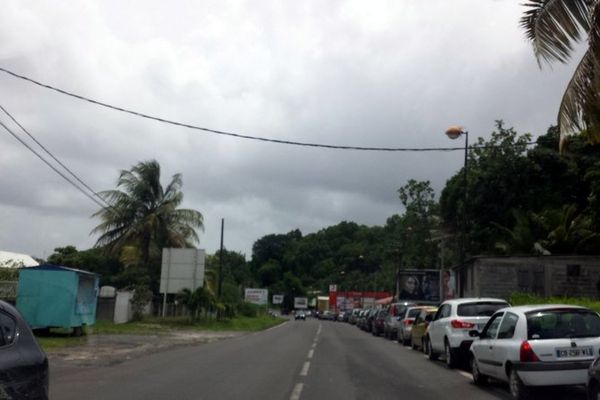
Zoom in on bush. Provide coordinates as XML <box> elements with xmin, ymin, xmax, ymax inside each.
<box><xmin>239</xmin><ymin>302</ymin><xmax>261</xmax><ymax>317</ymax></box>
<box><xmin>509</xmin><ymin>292</ymin><xmax>600</xmax><ymax>313</ymax></box>
<box><xmin>130</xmin><ymin>285</ymin><xmax>153</xmax><ymax>320</ymax></box>
<box><xmin>0</xmin><ymin>268</ymin><xmax>19</xmax><ymax>281</ymax></box>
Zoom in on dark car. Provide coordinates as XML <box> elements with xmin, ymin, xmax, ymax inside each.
<box><xmin>371</xmin><ymin>309</ymin><xmax>388</xmax><ymax>336</ymax></box>
<box><xmin>0</xmin><ymin>300</ymin><xmax>48</xmax><ymax>399</ymax></box>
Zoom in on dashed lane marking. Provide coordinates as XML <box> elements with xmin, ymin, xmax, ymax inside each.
<box><xmin>300</xmin><ymin>361</ymin><xmax>310</xmax><ymax>376</ymax></box>
<box><xmin>308</xmin><ymin>349</ymin><xmax>314</xmax><ymax>359</ymax></box>
<box><xmin>289</xmin><ymin>383</ymin><xmax>304</xmax><ymax>400</ymax></box>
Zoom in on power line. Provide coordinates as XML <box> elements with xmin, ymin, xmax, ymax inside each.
<box><xmin>0</xmin><ymin>103</ymin><xmax>111</xmax><ymax>208</ymax></box>
<box><xmin>0</xmin><ymin>67</ymin><xmax>537</xmax><ymax>152</ymax></box>
<box><xmin>0</xmin><ymin>117</ymin><xmax>108</xmax><ymax>209</ymax></box>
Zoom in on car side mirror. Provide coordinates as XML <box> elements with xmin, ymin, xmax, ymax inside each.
<box><xmin>469</xmin><ymin>330</ymin><xmax>480</xmax><ymax>338</ymax></box>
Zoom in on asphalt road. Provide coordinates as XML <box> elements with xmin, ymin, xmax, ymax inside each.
<box><xmin>50</xmin><ymin>319</ymin><xmax>588</xmax><ymax>400</ymax></box>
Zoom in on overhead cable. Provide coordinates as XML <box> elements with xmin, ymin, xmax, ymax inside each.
<box><xmin>0</xmin><ymin>103</ymin><xmax>111</xmax><ymax>208</ymax></box>
<box><xmin>0</xmin><ymin>67</ymin><xmax>536</xmax><ymax>152</ymax></box>
<box><xmin>0</xmin><ymin>117</ymin><xmax>107</xmax><ymax>209</ymax></box>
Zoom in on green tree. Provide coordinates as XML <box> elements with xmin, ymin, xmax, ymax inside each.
<box><xmin>521</xmin><ymin>0</ymin><xmax>600</xmax><ymax>146</ymax></box>
<box><xmin>91</xmin><ymin>160</ymin><xmax>203</xmax><ymax>286</ymax></box>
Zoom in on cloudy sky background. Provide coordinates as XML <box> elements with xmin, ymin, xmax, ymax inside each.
<box><xmin>0</xmin><ymin>0</ymin><xmax>580</xmax><ymax>260</ymax></box>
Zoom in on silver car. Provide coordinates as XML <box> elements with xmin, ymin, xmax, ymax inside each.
<box><xmin>469</xmin><ymin>305</ymin><xmax>600</xmax><ymax>399</ymax></box>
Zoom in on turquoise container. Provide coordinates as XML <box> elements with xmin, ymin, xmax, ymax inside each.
<box><xmin>16</xmin><ymin>265</ymin><xmax>99</xmax><ymax>330</ymax></box>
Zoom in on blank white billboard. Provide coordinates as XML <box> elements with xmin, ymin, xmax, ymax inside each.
<box><xmin>160</xmin><ymin>248</ymin><xmax>205</xmax><ymax>294</ymax></box>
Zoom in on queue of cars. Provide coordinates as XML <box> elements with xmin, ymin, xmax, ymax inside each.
<box><xmin>330</xmin><ymin>297</ymin><xmax>600</xmax><ymax>400</ymax></box>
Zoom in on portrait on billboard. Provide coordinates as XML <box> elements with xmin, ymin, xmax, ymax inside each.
<box><xmin>398</xmin><ymin>270</ymin><xmax>440</xmax><ymax>302</ymax></box>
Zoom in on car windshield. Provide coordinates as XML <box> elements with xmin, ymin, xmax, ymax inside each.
<box><xmin>457</xmin><ymin>302</ymin><xmax>508</xmax><ymax>317</ymax></box>
<box><xmin>526</xmin><ymin>309</ymin><xmax>600</xmax><ymax>339</ymax></box>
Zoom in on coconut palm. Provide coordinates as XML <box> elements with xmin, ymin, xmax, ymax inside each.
<box><xmin>521</xmin><ymin>1</ymin><xmax>600</xmax><ymax>147</ymax></box>
<box><xmin>91</xmin><ymin>160</ymin><xmax>204</xmax><ymax>267</ymax></box>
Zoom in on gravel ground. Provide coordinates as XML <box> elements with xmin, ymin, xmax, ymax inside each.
<box><xmin>48</xmin><ymin>330</ymin><xmax>246</xmax><ymax>377</ymax></box>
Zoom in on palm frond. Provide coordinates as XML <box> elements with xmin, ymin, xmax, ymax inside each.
<box><xmin>521</xmin><ymin>0</ymin><xmax>591</xmax><ymax>64</ymax></box>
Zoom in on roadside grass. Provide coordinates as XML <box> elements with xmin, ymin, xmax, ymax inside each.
<box><xmin>36</xmin><ymin>315</ymin><xmax>285</xmax><ymax>351</ymax></box>
<box><xmin>509</xmin><ymin>292</ymin><xmax>600</xmax><ymax>313</ymax></box>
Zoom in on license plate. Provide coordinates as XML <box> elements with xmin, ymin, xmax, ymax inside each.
<box><xmin>555</xmin><ymin>347</ymin><xmax>594</xmax><ymax>358</ymax></box>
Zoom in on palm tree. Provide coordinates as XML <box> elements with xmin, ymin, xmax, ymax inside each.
<box><xmin>521</xmin><ymin>1</ymin><xmax>600</xmax><ymax>147</ymax></box>
<box><xmin>91</xmin><ymin>160</ymin><xmax>204</xmax><ymax>267</ymax></box>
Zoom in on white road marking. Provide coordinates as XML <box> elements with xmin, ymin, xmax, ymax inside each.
<box><xmin>457</xmin><ymin>371</ymin><xmax>472</xmax><ymax>380</ymax></box>
<box><xmin>290</xmin><ymin>383</ymin><xmax>304</xmax><ymax>400</ymax></box>
<box><xmin>308</xmin><ymin>349</ymin><xmax>314</xmax><ymax>359</ymax></box>
<box><xmin>311</xmin><ymin>342</ymin><xmax>317</xmax><ymax>349</ymax></box>
<box><xmin>300</xmin><ymin>361</ymin><xmax>310</xmax><ymax>376</ymax></box>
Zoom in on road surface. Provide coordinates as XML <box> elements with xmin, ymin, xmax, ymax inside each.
<box><xmin>50</xmin><ymin>319</ymin><xmax>586</xmax><ymax>399</ymax></box>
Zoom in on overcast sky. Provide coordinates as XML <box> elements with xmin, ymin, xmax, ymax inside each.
<box><xmin>0</xmin><ymin>0</ymin><xmax>580</xmax><ymax>260</ymax></box>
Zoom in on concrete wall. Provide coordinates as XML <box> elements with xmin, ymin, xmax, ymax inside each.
<box><xmin>460</xmin><ymin>256</ymin><xmax>600</xmax><ymax>300</ymax></box>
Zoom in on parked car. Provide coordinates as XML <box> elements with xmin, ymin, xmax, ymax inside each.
<box><xmin>372</xmin><ymin>309</ymin><xmax>388</xmax><ymax>336</ymax></box>
<box><xmin>336</xmin><ymin>311</ymin><xmax>346</xmax><ymax>322</ymax></box>
<box><xmin>470</xmin><ymin>305</ymin><xmax>600</xmax><ymax>400</ymax></box>
<box><xmin>0</xmin><ymin>300</ymin><xmax>48</xmax><ymax>399</ymax></box>
<box><xmin>383</xmin><ymin>302</ymin><xmax>416</xmax><ymax>340</ymax></box>
<box><xmin>348</xmin><ymin>308</ymin><xmax>361</xmax><ymax>325</ymax></box>
<box><xmin>357</xmin><ymin>310</ymin><xmax>369</xmax><ymax>330</ymax></box>
<box><xmin>410</xmin><ymin>307</ymin><xmax>438</xmax><ymax>351</ymax></box>
<box><xmin>366</xmin><ymin>308</ymin><xmax>379</xmax><ymax>333</ymax></box>
<box><xmin>398</xmin><ymin>306</ymin><xmax>430</xmax><ymax>346</ymax></box>
<box><xmin>295</xmin><ymin>311</ymin><xmax>306</xmax><ymax>320</ymax></box>
<box><xmin>320</xmin><ymin>310</ymin><xmax>336</xmax><ymax>321</ymax></box>
<box><xmin>425</xmin><ymin>297</ymin><xmax>509</xmax><ymax>368</ymax></box>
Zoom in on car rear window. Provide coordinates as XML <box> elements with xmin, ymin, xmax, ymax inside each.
<box><xmin>457</xmin><ymin>302</ymin><xmax>508</xmax><ymax>317</ymax></box>
<box><xmin>526</xmin><ymin>309</ymin><xmax>600</xmax><ymax>339</ymax></box>
<box><xmin>408</xmin><ymin>309</ymin><xmax>422</xmax><ymax>318</ymax></box>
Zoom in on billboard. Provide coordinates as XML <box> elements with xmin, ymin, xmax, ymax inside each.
<box><xmin>398</xmin><ymin>269</ymin><xmax>441</xmax><ymax>302</ymax></box>
<box><xmin>294</xmin><ymin>297</ymin><xmax>308</xmax><ymax>309</ymax></box>
<box><xmin>160</xmin><ymin>248</ymin><xmax>205</xmax><ymax>294</ymax></box>
<box><xmin>272</xmin><ymin>294</ymin><xmax>284</xmax><ymax>304</ymax></box>
<box><xmin>245</xmin><ymin>288</ymin><xmax>268</xmax><ymax>305</ymax></box>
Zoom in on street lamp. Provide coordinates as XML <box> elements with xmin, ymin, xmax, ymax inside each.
<box><xmin>445</xmin><ymin>126</ymin><xmax>469</xmax><ymax>268</ymax></box>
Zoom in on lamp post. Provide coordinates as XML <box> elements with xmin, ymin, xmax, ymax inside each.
<box><xmin>445</xmin><ymin>126</ymin><xmax>469</xmax><ymax>268</ymax></box>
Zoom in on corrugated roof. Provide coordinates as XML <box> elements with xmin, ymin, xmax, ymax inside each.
<box><xmin>0</xmin><ymin>251</ymin><xmax>39</xmax><ymax>268</ymax></box>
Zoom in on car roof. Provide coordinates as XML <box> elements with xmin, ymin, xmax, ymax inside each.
<box><xmin>441</xmin><ymin>297</ymin><xmax>508</xmax><ymax>305</ymax></box>
<box><xmin>494</xmin><ymin>304</ymin><xmax>592</xmax><ymax>314</ymax></box>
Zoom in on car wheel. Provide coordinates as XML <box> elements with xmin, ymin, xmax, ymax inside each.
<box><xmin>588</xmin><ymin>380</ymin><xmax>600</xmax><ymax>400</ymax></box>
<box><xmin>426</xmin><ymin>338</ymin><xmax>439</xmax><ymax>361</ymax></box>
<box><xmin>470</xmin><ymin>356</ymin><xmax>487</xmax><ymax>386</ymax></box>
<box><xmin>445</xmin><ymin>341</ymin><xmax>457</xmax><ymax>369</ymax></box>
<box><xmin>509</xmin><ymin>369</ymin><xmax>530</xmax><ymax>400</ymax></box>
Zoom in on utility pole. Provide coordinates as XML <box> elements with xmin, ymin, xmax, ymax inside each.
<box><xmin>218</xmin><ymin>218</ymin><xmax>224</xmax><ymax>299</ymax></box>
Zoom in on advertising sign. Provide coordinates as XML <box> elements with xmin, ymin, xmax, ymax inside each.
<box><xmin>294</xmin><ymin>297</ymin><xmax>308</xmax><ymax>309</ymax></box>
<box><xmin>272</xmin><ymin>294</ymin><xmax>284</xmax><ymax>305</ymax></box>
<box><xmin>244</xmin><ymin>288</ymin><xmax>269</xmax><ymax>305</ymax></box>
<box><xmin>398</xmin><ymin>269</ymin><xmax>441</xmax><ymax>302</ymax></box>
<box><xmin>442</xmin><ymin>269</ymin><xmax>457</xmax><ymax>300</ymax></box>
<box><xmin>160</xmin><ymin>248</ymin><xmax>205</xmax><ymax>294</ymax></box>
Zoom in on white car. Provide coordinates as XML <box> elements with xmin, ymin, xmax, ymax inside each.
<box><xmin>425</xmin><ymin>297</ymin><xmax>509</xmax><ymax>368</ymax></box>
<box><xmin>469</xmin><ymin>305</ymin><xmax>600</xmax><ymax>400</ymax></box>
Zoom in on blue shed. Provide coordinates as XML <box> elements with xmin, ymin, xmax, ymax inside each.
<box><xmin>16</xmin><ymin>264</ymin><xmax>100</xmax><ymax>331</ymax></box>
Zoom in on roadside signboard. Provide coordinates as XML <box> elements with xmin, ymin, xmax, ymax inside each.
<box><xmin>398</xmin><ymin>269</ymin><xmax>441</xmax><ymax>302</ymax></box>
<box><xmin>272</xmin><ymin>294</ymin><xmax>284</xmax><ymax>304</ymax></box>
<box><xmin>160</xmin><ymin>248</ymin><xmax>205</xmax><ymax>294</ymax></box>
<box><xmin>245</xmin><ymin>288</ymin><xmax>269</xmax><ymax>305</ymax></box>
<box><xmin>294</xmin><ymin>297</ymin><xmax>308</xmax><ymax>309</ymax></box>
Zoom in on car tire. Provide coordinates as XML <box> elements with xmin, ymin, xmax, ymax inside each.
<box><xmin>509</xmin><ymin>368</ymin><xmax>530</xmax><ymax>400</ymax></box>
<box><xmin>444</xmin><ymin>341</ymin><xmax>458</xmax><ymax>369</ymax></box>
<box><xmin>470</xmin><ymin>356</ymin><xmax>487</xmax><ymax>386</ymax></box>
<box><xmin>426</xmin><ymin>337</ymin><xmax>439</xmax><ymax>361</ymax></box>
<box><xmin>588</xmin><ymin>380</ymin><xmax>600</xmax><ymax>400</ymax></box>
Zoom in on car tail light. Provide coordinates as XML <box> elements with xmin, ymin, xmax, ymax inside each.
<box><xmin>403</xmin><ymin>320</ymin><xmax>413</xmax><ymax>326</ymax></box>
<box><xmin>519</xmin><ymin>341</ymin><xmax>540</xmax><ymax>362</ymax></box>
<box><xmin>450</xmin><ymin>320</ymin><xmax>475</xmax><ymax>329</ymax></box>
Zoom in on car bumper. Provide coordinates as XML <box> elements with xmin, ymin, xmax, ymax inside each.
<box><xmin>513</xmin><ymin>360</ymin><xmax>592</xmax><ymax>386</ymax></box>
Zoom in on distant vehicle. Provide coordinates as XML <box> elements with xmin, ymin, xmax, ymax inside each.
<box><xmin>397</xmin><ymin>306</ymin><xmax>431</xmax><ymax>346</ymax></box>
<box><xmin>372</xmin><ymin>309</ymin><xmax>388</xmax><ymax>336</ymax></box>
<box><xmin>0</xmin><ymin>300</ymin><xmax>48</xmax><ymax>399</ymax></box>
<box><xmin>470</xmin><ymin>305</ymin><xmax>600</xmax><ymax>400</ymax></box>
<box><xmin>425</xmin><ymin>297</ymin><xmax>509</xmax><ymax>368</ymax></box>
<box><xmin>383</xmin><ymin>302</ymin><xmax>416</xmax><ymax>340</ymax></box>
<box><xmin>320</xmin><ymin>311</ymin><xmax>335</xmax><ymax>321</ymax></box>
<box><xmin>337</xmin><ymin>311</ymin><xmax>346</xmax><ymax>322</ymax></box>
<box><xmin>295</xmin><ymin>311</ymin><xmax>306</xmax><ymax>320</ymax></box>
<box><xmin>410</xmin><ymin>307</ymin><xmax>438</xmax><ymax>351</ymax></box>
<box><xmin>348</xmin><ymin>308</ymin><xmax>361</xmax><ymax>325</ymax></box>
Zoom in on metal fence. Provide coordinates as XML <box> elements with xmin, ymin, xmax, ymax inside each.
<box><xmin>0</xmin><ymin>281</ymin><xmax>17</xmax><ymax>300</ymax></box>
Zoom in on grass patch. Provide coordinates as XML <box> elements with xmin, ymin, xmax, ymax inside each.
<box><xmin>35</xmin><ymin>315</ymin><xmax>285</xmax><ymax>352</ymax></box>
<box><xmin>509</xmin><ymin>292</ymin><xmax>600</xmax><ymax>313</ymax></box>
